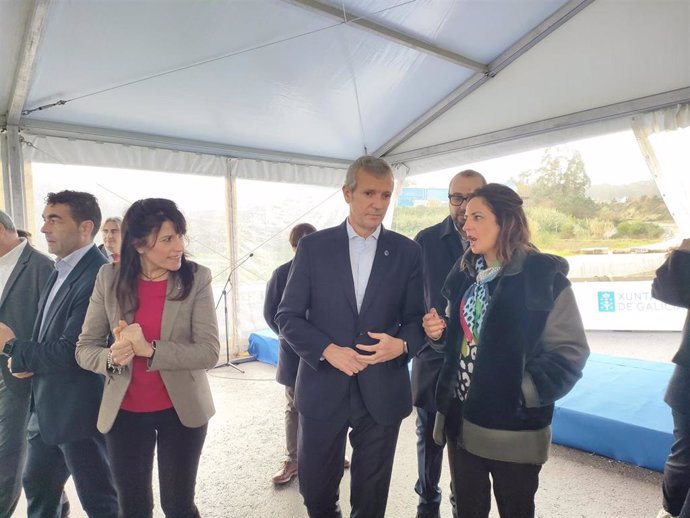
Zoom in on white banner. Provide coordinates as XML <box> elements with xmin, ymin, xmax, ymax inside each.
<box><xmin>572</xmin><ymin>281</ymin><xmax>686</xmax><ymax>331</ymax></box>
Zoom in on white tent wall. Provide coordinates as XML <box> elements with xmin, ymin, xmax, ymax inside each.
<box><xmin>15</xmin><ymin>134</ymin><xmax>352</xmax><ymax>355</ymax></box>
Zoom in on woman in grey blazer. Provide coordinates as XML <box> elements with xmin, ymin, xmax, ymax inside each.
<box><xmin>77</xmin><ymin>198</ymin><xmax>220</xmax><ymax>518</ymax></box>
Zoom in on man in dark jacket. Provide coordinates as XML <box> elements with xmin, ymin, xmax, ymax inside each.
<box><xmin>264</xmin><ymin>222</ymin><xmax>317</xmax><ymax>484</ymax></box>
<box><xmin>652</xmin><ymin>240</ymin><xmax>690</xmax><ymax>518</ymax></box>
<box><xmin>0</xmin><ymin>211</ymin><xmax>54</xmax><ymax>518</ymax></box>
<box><xmin>0</xmin><ymin>191</ymin><xmax>117</xmax><ymax>518</ymax></box>
<box><xmin>412</xmin><ymin>170</ymin><xmax>485</xmax><ymax>518</ymax></box>
<box><xmin>276</xmin><ymin>155</ymin><xmax>425</xmax><ymax>518</ymax></box>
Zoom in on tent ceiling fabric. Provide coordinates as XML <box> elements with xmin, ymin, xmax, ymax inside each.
<box><xmin>1</xmin><ymin>0</ymin><xmax>689</xmax><ymax>178</ymax></box>
<box><xmin>389</xmin><ymin>0</ymin><xmax>690</xmax><ymax>169</ymax></box>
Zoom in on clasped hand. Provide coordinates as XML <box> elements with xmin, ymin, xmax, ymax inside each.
<box><xmin>110</xmin><ymin>320</ymin><xmax>154</xmax><ymax>366</ymax></box>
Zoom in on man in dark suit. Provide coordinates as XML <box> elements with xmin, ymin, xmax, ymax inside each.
<box><xmin>412</xmin><ymin>170</ymin><xmax>485</xmax><ymax>518</ymax></box>
<box><xmin>0</xmin><ymin>211</ymin><xmax>54</xmax><ymax>518</ymax></box>
<box><xmin>264</xmin><ymin>222</ymin><xmax>317</xmax><ymax>484</ymax></box>
<box><xmin>0</xmin><ymin>191</ymin><xmax>118</xmax><ymax>518</ymax></box>
<box><xmin>276</xmin><ymin>155</ymin><xmax>425</xmax><ymax>518</ymax></box>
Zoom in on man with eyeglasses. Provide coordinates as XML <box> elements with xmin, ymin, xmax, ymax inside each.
<box><xmin>412</xmin><ymin>169</ymin><xmax>486</xmax><ymax>518</ymax></box>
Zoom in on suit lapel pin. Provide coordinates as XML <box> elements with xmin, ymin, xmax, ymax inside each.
<box><xmin>384</xmin><ymin>250</ymin><xmax>390</xmax><ymax>256</ymax></box>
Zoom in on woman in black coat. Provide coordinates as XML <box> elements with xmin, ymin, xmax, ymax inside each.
<box><xmin>423</xmin><ymin>184</ymin><xmax>589</xmax><ymax>518</ymax></box>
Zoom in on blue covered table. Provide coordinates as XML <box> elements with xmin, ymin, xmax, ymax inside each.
<box><xmin>248</xmin><ymin>328</ymin><xmax>279</xmax><ymax>367</ymax></box>
<box><xmin>553</xmin><ymin>353</ymin><xmax>673</xmax><ymax>472</ymax></box>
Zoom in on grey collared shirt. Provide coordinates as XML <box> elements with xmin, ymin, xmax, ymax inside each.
<box><xmin>346</xmin><ymin>220</ymin><xmax>381</xmax><ymax>313</ymax></box>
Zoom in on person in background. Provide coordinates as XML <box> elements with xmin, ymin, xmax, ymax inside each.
<box><xmin>652</xmin><ymin>239</ymin><xmax>690</xmax><ymax>518</ymax></box>
<box><xmin>99</xmin><ymin>217</ymin><xmax>122</xmax><ymax>263</ymax></box>
<box><xmin>76</xmin><ymin>198</ymin><xmax>220</xmax><ymax>518</ymax></box>
<box><xmin>264</xmin><ymin>222</ymin><xmax>317</xmax><ymax>484</ymax></box>
<box><xmin>17</xmin><ymin>229</ymin><xmax>33</xmax><ymax>246</ymax></box>
<box><xmin>423</xmin><ymin>183</ymin><xmax>589</xmax><ymax>518</ymax></box>
<box><xmin>0</xmin><ymin>191</ymin><xmax>118</xmax><ymax>518</ymax></box>
<box><xmin>276</xmin><ymin>155</ymin><xmax>425</xmax><ymax>518</ymax></box>
<box><xmin>412</xmin><ymin>169</ymin><xmax>486</xmax><ymax>518</ymax></box>
<box><xmin>0</xmin><ymin>211</ymin><xmax>54</xmax><ymax>518</ymax></box>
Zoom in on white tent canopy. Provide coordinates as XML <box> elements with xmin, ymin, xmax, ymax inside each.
<box><xmin>2</xmin><ymin>1</ymin><xmax>688</xmax><ymax>194</ymax></box>
<box><xmin>2</xmin><ymin>0</ymin><xmax>689</xmax><ymax>351</ymax></box>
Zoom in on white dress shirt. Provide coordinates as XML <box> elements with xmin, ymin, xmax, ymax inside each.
<box><xmin>0</xmin><ymin>238</ymin><xmax>27</xmax><ymax>297</ymax></box>
<box><xmin>346</xmin><ymin>220</ymin><xmax>381</xmax><ymax>313</ymax></box>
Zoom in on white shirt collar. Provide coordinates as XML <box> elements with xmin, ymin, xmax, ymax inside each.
<box><xmin>346</xmin><ymin>219</ymin><xmax>381</xmax><ymax>240</ymax></box>
<box><xmin>0</xmin><ymin>238</ymin><xmax>27</xmax><ymax>265</ymax></box>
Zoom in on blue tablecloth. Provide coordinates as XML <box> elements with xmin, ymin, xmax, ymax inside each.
<box><xmin>248</xmin><ymin>329</ymin><xmax>279</xmax><ymax>367</ymax></box>
<box><xmin>553</xmin><ymin>353</ymin><xmax>673</xmax><ymax>472</ymax></box>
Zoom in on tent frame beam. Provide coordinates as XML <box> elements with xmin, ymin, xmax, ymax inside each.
<box><xmin>2</xmin><ymin>125</ymin><xmax>28</xmax><ymax>227</ymax></box>
<box><xmin>7</xmin><ymin>0</ymin><xmax>52</xmax><ymax>125</ymax></box>
<box><xmin>374</xmin><ymin>0</ymin><xmax>595</xmax><ymax>158</ymax></box>
<box><xmin>284</xmin><ymin>0</ymin><xmax>487</xmax><ymax>72</ymax></box>
<box><xmin>387</xmin><ymin>86</ymin><xmax>690</xmax><ymax>164</ymax></box>
<box><xmin>20</xmin><ymin>120</ymin><xmax>351</xmax><ymax>170</ymax></box>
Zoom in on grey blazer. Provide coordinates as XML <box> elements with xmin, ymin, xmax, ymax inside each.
<box><xmin>76</xmin><ymin>262</ymin><xmax>220</xmax><ymax>433</ymax></box>
<box><xmin>0</xmin><ymin>244</ymin><xmax>54</xmax><ymax>395</ymax></box>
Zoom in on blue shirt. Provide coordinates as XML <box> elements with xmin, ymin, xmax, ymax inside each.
<box><xmin>40</xmin><ymin>243</ymin><xmax>95</xmax><ymax>335</ymax></box>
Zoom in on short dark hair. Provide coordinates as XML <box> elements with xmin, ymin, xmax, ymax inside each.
<box><xmin>116</xmin><ymin>198</ymin><xmax>196</xmax><ymax>315</ymax></box>
<box><xmin>462</xmin><ymin>183</ymin><xmax>536</xmax><ymax>267</ymax></box>
<box><xmin>288</xmin><ymin>223</ymin><xmax>316</xmax><ymax>248</ymax></box>
<box><xmin>45</xmin><ymin>191</ymin><xmax>101</xmax><ymax>238</ymax></box>
<box><xmin>449</xmin><ymin>169</ymin><xmax>487</xmax><ymax>191</ymax></box>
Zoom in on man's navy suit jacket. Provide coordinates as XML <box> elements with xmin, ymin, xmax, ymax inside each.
<box><xmin>11</xmin><ymin>245</ymin><xmax>108</xmax><ymax>445</ymax></box>
<box><xmin>411</xmin><ymin>215</ymin><xmax>465</xmax><ymax>413</ymax></box>
<box><xmin>276</xmin><ymin>221</ymin><xmax>425</xmax><ymax>426</ymax></box>
<box><xmin>263</xmin><ymin>259</ymin><xmax>300</xmax><ymax>387</ymax></box>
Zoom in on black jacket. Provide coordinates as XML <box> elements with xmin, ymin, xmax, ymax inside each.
<box><xmin>264</xmin><ymin>259</ymin><xmax>300</xmax><ymax>387</ymax></box>
<box><xmin>10</xmin><ymin>245</ymin><xmax>108</xmax><ymax>445</ymax></box>
<box><xmin>434</xmin><ymin>248</ymin><xmax>589</xmax><ymax>464</ymax></box>
<box><xmin>412</xmin><ymin>216</ymin><xmax>465</xmax><ymax>412</ymax></box>
<box><xmin>652</xmin><ymin>249</ymin><xmax>690</xmax><ymax>412</ymax></box>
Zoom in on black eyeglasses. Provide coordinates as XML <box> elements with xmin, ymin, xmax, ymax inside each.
<box><xmin>448</xmin><ymin>194</ymin><xmax>471</xmax><ymax>206</ymax></box>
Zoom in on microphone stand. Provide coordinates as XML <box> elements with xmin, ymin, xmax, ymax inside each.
<box><xmin>213</xmin><ymin>253</ymin><xmax>253</xmax><ymax>373</ymax></box>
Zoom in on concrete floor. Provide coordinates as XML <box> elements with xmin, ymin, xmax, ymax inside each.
<box><xmin>15</xmin><ymin>331</ymin><xmax>673</xmax><ymax>517</ymax></box>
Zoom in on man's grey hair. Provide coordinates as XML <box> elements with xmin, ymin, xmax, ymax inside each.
<box><xmin>449</xmin><ymin>169</ymin><xmax>487</xmax><ymax>190</ymax></box>
<box><xmin>102</xmin><ymin>216</ymin><xmax>122</xmax><ymax>228</ymax></box>
<box><xmin>344</xmin><ymin>155</ymin><xmax>393</xmax><ymax>191</ymax></box>
<box><xmin>0</xmin><ymin>210</ymin><xmax>16</xmax><ymax>232</ymax></box>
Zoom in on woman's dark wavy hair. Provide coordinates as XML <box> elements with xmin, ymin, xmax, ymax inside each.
<box><xmin>461</xmin><ymin>183</ymin><xmax>537</xmax><ymax>269</ymax></box>
<box><xmin>115</xmin><ymin>198</ymin><xmax>197</xmax><ymax>315</ymax></box>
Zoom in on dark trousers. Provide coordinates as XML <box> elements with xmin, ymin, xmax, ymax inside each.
<box><xmin>446</xmin><ymin>404</ymin><xmax>541</xmax><ymax>518</ymax></box>
<box><xmin>298</xmin><ymin>379</ymin><xmax>401</xmax><ymax>518</ymax></box>
<box><xmin>0</xmin><ymin>377</ymin><xmax>30</xmax><ymax>518</ymax></box>
<box><xmin>663</xmin><ymin>410</ymin><xmax>690</xmax><ymax>517</ymax></box>
<box><xmin>105</xmin><ymin>408</ymin><xmax>207</xmax><ymax>518</ymax></box>
<box><xmin>414</xmin><ymin>407</ymin><xmax>444</xmax><ymax>513</ymax></box>
<box><xmin>23</xmin><ymin>412</ymin><xmax>118</xmax><ymax>518</ymax></box>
